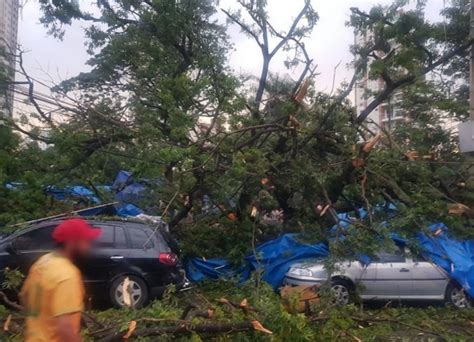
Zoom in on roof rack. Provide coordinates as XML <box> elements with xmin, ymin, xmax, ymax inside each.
<box><xmin>2</xmin><ymin>202</ymin><xmax>119</xmax><ymax>229</ymax></box>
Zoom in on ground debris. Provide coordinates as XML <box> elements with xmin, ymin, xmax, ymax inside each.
<box><xmin>280</xmin><ymin>285</ymin><xmax>320</xmax><ymax>313</ymax></box>
<box><xmin>1</xmin><ymin>281</ymin><xmax>473</xmax><ymax>341</ymax></box>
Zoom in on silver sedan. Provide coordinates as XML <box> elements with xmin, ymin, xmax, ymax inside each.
<box><xmin>284</xmin><ymin>247</ymin><xmax>471</xmax><ymax>308</ymax></box>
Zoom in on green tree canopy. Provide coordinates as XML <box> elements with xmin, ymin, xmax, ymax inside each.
<box><xmin>3</xmin><ymin>0</ymin><xmax>473</xmax><ymax>258</ymax></box>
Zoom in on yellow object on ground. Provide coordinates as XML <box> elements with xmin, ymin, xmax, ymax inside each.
<box><xmin>20</xmin><ymin>252</ymin><xmax>84</xmax><ymax>342</ymax></box>
<box><xmin>280</xmin><ymin>285</ymin><xmax>320</xmax><ymax>313</ymax></box>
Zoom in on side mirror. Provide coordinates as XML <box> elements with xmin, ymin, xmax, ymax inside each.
<box><xmin>6</xmin><ymin>242</ymin><xmax>18</xmax><ymax>255</ymax></box>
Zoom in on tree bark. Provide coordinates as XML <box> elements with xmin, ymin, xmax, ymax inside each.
<box><xmin>254</xmin><ymin>56</ymin><xmax>270</xmax><ymax>114</ymax></box>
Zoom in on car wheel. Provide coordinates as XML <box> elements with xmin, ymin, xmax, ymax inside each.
<box><xmin>445</xmin><ymin>282</ymin><xmax>471</xmax><ymax>309</ymax></box>
<box><xmin>110</xmin><ymin>275</ymin><xmax>149</xmax><ymax>309</ymax></box>
<box><xmin>330</xmin><ymin>280</ymin><xmax>351</xmax><ymax>306</ymax></box>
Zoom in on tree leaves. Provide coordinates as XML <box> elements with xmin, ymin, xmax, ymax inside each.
<box><xmin>2</xmin><ymin>0</ymin><xmax>473</xmax><ymax>258</ymax></box>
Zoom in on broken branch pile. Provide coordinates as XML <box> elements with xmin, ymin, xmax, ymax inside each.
<box><xmin>92</xmin><ymin>297</ymin><xmax>271</xmax><ymax>341</ymax></box>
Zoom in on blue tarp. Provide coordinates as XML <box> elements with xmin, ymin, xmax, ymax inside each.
<box><xmin>247</xmin><ymin>234</ymin><xmax>329</xmax><ymax>287</ymax></box>
<box><xmin>416</xmin><ymin>223</ymin><xmax>474</xmax><ymax>298</ymax></box>
<box><xmin>185</xmin><ymin>258</ymin><xmax>250</xmax><ymax>282</ymax></box>
<box><xmin>114</xmin><ymin>203</ymin><xmax>143</xmax><ymax>217</ymax></box>
<box><xmin>185</xmin><ymin>226</ymin><xmax>474</xmax><ymax>297</ymax></box>
<box><xmin>5</xmin><ymin>182</ymin><xmax>23</xmax><ymax>190</ymax></box>
<box><xmin>45</xmin><ymin>185</ymin><xmax>101</xmax><ymax>204</ymax></box>
<box><xmin>115</xmin><ymin>183</ymin><xmax>148</xmax><ymax>206</ymax></box>
<box><xmin>112</xmin><ymin>170</ymin><xmax>166</xmax><ymax>210</ymax></box>
<box><xmin>39</xmin><ymin>171</ymin><xmax>148</xmax><ymax>218</ymax></box>
<box><xmin>185</xmin><ymin>234</ymin><xmax>329</xmax><ymax>289</ymax></box>
<box><xmin>112</xmin><ymin>170</ymin><xmax>133</xmax><ymax>190</ymax></box>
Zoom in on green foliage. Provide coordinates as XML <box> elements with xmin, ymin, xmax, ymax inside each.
<box><xmin>1</xmin><ymin>268</ymin><xmax>25</xmax><ymax>292</ymax></box>
<box><xmin>91</xmin><ymin>280</ymin><xmax>317</xmax><ymax>341</ymax></box>
<box><xmin>75</xmin><ymin>282</ymin><xmax>474</xmax><ymax>341</ymax></box>
<box><xmin>0</xmin><ymin>277</ymin><xmax>473</xmax><ymax>341</ymax></box>
<box><xmin>0</xmin><ymin>126</ymin><xmax>56</xmax><ymax>226</ymax></box>
<box><xmin>1</xmin><ymin>1</ymin><xmax>472</xmax><ymax>272</ymax></box>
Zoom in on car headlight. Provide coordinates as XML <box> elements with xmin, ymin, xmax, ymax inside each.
<box><xmin>289</xmin><ymin>267</ymin><xmax>313</xmax><ymax>277</ymax></box>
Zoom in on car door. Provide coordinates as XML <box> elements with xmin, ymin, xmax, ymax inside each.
<box><xmin>124</xmin><ymin>225</ymin><xmax>171</xmax><ymax>287</ymax></box>
<box><xmin>372</xmin><ymin>247</ymin><xmax>413</xmax><ymax>299</ymax></box>
<box><xmin>2</xmin><ymin>225</ymin><xmax>56</xmax><ymax>275</ymax></box>
<box><xmin>356</xmin><ymin>262</ymin><xmax>379</xmax><ymax>298</ymax></box>
<box><xmin>81</xmin><ymin>223</ymin><xmax>129</xmax><ymax>296</ymax></box>
<box><xmin>408</xmin><ymin>253</ymin><xmax>449</xmax><ymax>298</ymax></box>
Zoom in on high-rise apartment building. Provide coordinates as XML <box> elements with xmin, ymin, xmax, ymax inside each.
<box><xmin>0</xmin><ymin>0</ymin><xmax>20</xmax><ymax>118</ymax></box>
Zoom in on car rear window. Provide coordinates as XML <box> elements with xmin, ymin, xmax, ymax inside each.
<box><xmin>153</xmin><ymin>231</ymin><xmax>172</xmax><ymax>252</ymax></box>
<box><xmin>129</xmin><ymin>227</ymin><xmax>154</xmax><ymax>249</ymax></box>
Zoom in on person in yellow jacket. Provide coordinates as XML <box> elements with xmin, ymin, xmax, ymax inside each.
<box><xmin>20</xmin><ymin>218</ymin><xmax>101</xmax><ymax>342</ymax></box>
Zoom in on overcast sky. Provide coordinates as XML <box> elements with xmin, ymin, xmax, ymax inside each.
<box><xmin>17</xmin><ymin>0</ymin><xmax>445</xmax><ymax>97</ymax></box>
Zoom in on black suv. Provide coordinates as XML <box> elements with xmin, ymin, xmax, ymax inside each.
<box><xmin>0</xmin><ymin>218</ymin><xmax>188</xmax><ymax>308</ymax></box>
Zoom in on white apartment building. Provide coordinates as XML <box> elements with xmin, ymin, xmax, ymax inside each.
<box><xmin>0</xmin><ymin>0</ymin><xmax>20</xmax><ymax>118</ymax></box>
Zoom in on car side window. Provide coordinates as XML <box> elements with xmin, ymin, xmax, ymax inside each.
<box><xmin>129</xmin><ymin>227</ymin><xmax>154</xmax><ymax>249</ymax></box>
<box><xmin>115</xmin><ymin>226</ymin><xmax>127</xmax><ymax>248</ymax></box>
<box><xmin>412</xmin><ymin>253</ymin><xmax>427</xmax><ymax>262</ymax></box>
<box><xmin>94</xmin><ymin>225</ymin><xmax>129</xmax><ymax>248</ymax></box>
<box><xmin>375</xmin><ymin>247</ymin><xmax>406</xmax><ymax>263</ymax></box>
<box><xmin>94</xmin><ymin>225</ymin><xmax>115</xmax><ymax>248</ymax></box>
<box><xmin>14</xmin><ymin>226</ymin><xmax>56</xmax><ymax>251</ymax></box>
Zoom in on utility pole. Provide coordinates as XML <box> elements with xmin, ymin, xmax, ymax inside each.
<box><xmin>459</xmin><ymin>0</ymin><xmax>474</xmax><ymax>157</ymax></box>
<box><xmin>470</xmin><ymin>0</ymin><xmax>474</xmax><ymax>121</ymax></box>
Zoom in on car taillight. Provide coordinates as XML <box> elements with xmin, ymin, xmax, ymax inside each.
<box><xmin>159</xmin><ymin>253</ymin><xmax>178</xmax><ymax>266</ymax></box>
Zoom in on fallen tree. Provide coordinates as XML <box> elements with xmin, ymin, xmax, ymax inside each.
<box><xmin>1</xmin><ymin>0</ymin><xmax>473</xmax><ymax>260</ymax></box>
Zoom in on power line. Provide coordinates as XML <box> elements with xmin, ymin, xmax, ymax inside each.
<box><xmin>14</xmin><ymin>85</ymin><xmax>75</xmax><ymax>108</ymax></box>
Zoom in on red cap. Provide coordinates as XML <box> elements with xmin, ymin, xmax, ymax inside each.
<box><xmin>52</xmin><ymin>218</ymin><xmax>102</xmax><ymax>243</ymax></box>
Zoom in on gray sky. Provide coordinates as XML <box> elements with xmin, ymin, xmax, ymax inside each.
<box><xmin>17</xmin><ymin>0</ymin><xmax>445</xmax><ymax>96</ymax></box>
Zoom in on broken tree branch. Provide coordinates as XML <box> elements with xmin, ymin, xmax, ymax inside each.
<box><xmin>0</xmin><ymin>291</ymin><xmax>24</xmax><ymax>312</ymax></box>
<box><xmin>98</xmin><ymin>320</ymin><xmax>271</xmax><ymax>341</ymax></box>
